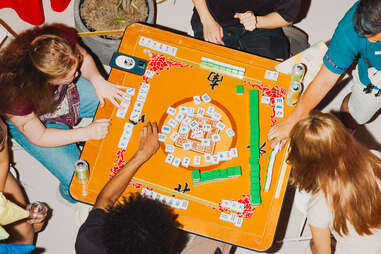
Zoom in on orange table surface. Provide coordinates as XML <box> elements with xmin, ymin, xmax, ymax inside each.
<box><xmin>70</xmin><ymin>23</ymin><xmax>293</xmax><ymax>251</ymax></box>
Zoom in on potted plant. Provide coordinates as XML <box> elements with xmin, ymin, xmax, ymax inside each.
<box><xmin>74</xmin><ymin>0</ymin><xmax>155</xmax><ymax>65</ymax></box>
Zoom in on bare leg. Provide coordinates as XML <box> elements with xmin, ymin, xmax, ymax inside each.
<box><xmin>3</xmin><ymin>172</ymin><xmax>34</xmax><ymax>244</ymax></box>
<box><xmin>339</xmin><ymin>93</ymin><xmax>359</xmax><ymax>131</ymax></box>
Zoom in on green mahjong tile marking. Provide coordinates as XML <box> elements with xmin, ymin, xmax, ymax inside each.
<box><xmin>249</xmin><ymin>90</ymin><xmax>261</xmax><ymax>205</ymax></box>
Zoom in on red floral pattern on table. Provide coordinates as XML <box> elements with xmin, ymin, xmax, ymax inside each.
<box><xmin>245</xmin><ymin>81</ymin><xmax>287</xmax><ymax>126</ymax></box>
<box><xmin>142</xmin><ymin>52</ymin><xmax>192</xmax><ymax>83</ymax></box>
<box><xmin>108</xmin><ymin>149</ymin><xmax>127</xmax><ymax>179</ymax></box>
<box><xmin>218</xmin><ymin>194</ymin><xmax>256</xmax><ymax>219</ymax></box>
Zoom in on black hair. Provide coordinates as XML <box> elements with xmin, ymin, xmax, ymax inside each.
<box><xmin>353</xmin><ymin>0</ymin><xmax>381</xmax><ymax>35</ymax></box>
<box><xmin>102</xmin><ymin>193</ymin><xmax>181</xmax><ymax>254</ymax></box>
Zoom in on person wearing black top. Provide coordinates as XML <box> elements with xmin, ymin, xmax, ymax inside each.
<box><xmin>191</xmin><ymin>0</ymin><xmax>302</xmax><ymax>60</ymax></box>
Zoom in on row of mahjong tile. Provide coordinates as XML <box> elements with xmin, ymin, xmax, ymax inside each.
<box><xmin>220</xmin><ymin>212</ymin><xmax>244</xmax><ymax>228</ymax></box>
<box><xmin>141</xmin><ymin>187</ymin><xmax>189</xmax><ymax>210</ymax></box>
<box><xmin>138</xmin><ymin>36</ymin><xmax>178</xmax><ymax>57</ymax></box>
<box><xmin>192</xmin><ymin>166</ymin><xmax>242</xmax><ymax>186</ymax></box>
<box><xmin>164</xmin><ymin>148</ymin><xmax>239</xmax><ymax>168</ymax></box>
<box><xmin>261</xmin><ymin>96</ymin><xmax>285</xmax><ymax>118</ymax></box>
<box><xmin>116</xmin><ymin>83</ymin><xmax>150</xmax><ymax>121</ymax></box>
<box><xmin>201</xmin><ymin>57</ymin><xmax>245</xmax><ymax>79</ymax></box>
<box><xmin>168</xmin><ymin>103</ymin><xmax>222</xmax><ymax>122</ymax></box>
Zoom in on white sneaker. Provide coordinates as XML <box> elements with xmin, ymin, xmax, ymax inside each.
<box><xmin>74</xmin><ymin>202</ymin><xmax>92</xmax><ymax>227</ymax></box>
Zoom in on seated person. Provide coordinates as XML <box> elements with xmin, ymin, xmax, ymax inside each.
<box><xmin>288</xmin><ymin>112</ymin><xmax>381</xmax><ymax>254</ymax></box>
<box><xmin>0</xmin><ymin>118</ymin><xmax>47</xmax><ymax>244</ymax></box>
<box><xmin>191</xmin><ymin>0</ymin><xmax>302</xmax><ymax>60</ymax></box>
<box><xmin>75</xmin><ymin>122</ymin><xmax>232</xmax><ymax>254</ymax></box>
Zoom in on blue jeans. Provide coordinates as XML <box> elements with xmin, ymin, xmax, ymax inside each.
<box><xmin>7</xmin><ymin>78</ymin><xmax>99</xmax><ymax>203</ymax></box>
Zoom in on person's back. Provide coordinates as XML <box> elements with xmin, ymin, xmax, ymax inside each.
<box><xmin>288</xmin><ymin>111</ymin><xmax>381</xmax><ymax>254</ymax></box>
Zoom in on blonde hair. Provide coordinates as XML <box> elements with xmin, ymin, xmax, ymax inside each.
<box><xmin>288</xmin><ymin>111</ymin><xmax>381</xmax><ymax>236</ymax></box>
<box><xmin>29</xmin><ymin>34</ymin><xmax>78</xmax><ymax>81</ymax></box>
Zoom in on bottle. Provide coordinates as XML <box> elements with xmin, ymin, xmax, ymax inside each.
<box><xmin>74</xmin><ymin>160</ymin><xmax>90</xmax><ymax>196</ymax></box>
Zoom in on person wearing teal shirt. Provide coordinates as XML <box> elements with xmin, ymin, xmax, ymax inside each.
<box><xmin>269</xmin><ymin>0</ymin><xmax>381</xmax><ymax>147</ymax></box>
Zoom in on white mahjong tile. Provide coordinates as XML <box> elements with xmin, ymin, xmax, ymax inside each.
<box><xmin>189</xmin><ymin>120</ymin><xmax>199</xmax><ymax>130</ymax></box>
<box><xmin>231</xmin><ymin>201</ymin><xmax>240</xmax><ymax>212</ymax></box>
<box><xmin>229</xmin><ymin>213</ymin><xmax>238</xmax><ymax>224</ymax></box>
<box><xmin>181</xmin><ymin>157</ymin><xmax>191</xmax><ymax>168</ymax></box>
<box><xmin>165</xmin><ymin>154</ymin><xmax>175</xmax><ymax>164</ymax></box>
<box><xmin>219</xmin><ymin>212</ymin><xmax>230</xmax><ymax>222</ymax></box>
<box><xmin>126</xmin><ymin>87</ymin><xmax>135</xmax><ymax>96</ymax></box>
<box><xmin>230</xmin><ymin>148</ymin><xmax>238</xmax><ymax>158</ymax></box>
<box><xmin>151</xmin><ymin>191</ymin><xmax>158</xmax><ymax>200</ymax></box>
<box><xmin>169</xmin><ymin>46</ymin><xmax>178</xmax><ymax>56</ymax></box>
<box><xmin>175</xmin><ymin>113</ymin><xmax>185</xmax><ymax>122</ymax></box>
<box><xmin>180</xmin><ymin>200</ymin><xmax>189</xmax><ymax>210</ymax></box>
<box><xmin>201</xmin><ymin>93</ymin><xmax>211</xmax><ymax>103</ymax></box>
<box><xmin>196</xmin><ymin>107</ymin><xmax>205</xmax><ymax>116</ymax></box>
<box><xmin>172</xmin><ymin>198</ymin><xmax>182</xmax><ymax>209</ymax></box>
<box><xmin>212</xmin><ymin>112</ymin><xmax>222</xmax><ymax>121</ymax></box>
<box><xmin>235</xmin><ymin>217</ymin><xmax>244</xmax><ymax>227</ymax></box>
<box><xmin>211</xmin><ymin>155</ymin><xmax>219</xmax><ymax>164</ymax></box>
<box><xmin>144</xmin><ymin>70</ymin><xmax>155</xmax><ymax>79</ymax></box>
<box><xmin>118</xmin><ymin>139</ymin><xmax>129</xmax><ymax>149</ymax></box>
<box><xmin>261</xmin><ymin>96</ymin><xmax>271</xmax><ymax>105</ymax></box>
<box><xmin>167</xmin><ymin>119</ymin><xmax>178</xmax><ymax>128</ymax></box>
<box><xmin>165</xmin><ymin>144</ymin><xmax>175</xmax><ymax>153</ymax></box>
<box><xmin>207</xmin><ymin>106</ymin><xmax>215</xmax><ymax>115</ymax></box>
<box><xmin>183</xmin><ymin>142</ymin><xmax>193</xmax><ymax>151</ymax></box>
<box><xmin>237</xmin><ymin>203</ymin><xmax>245</xmax><ymax>214</ymax></box>
<box><xmin>182</xmin><ymin>116</ymin><xmax>192</xmax><ymax>126</ymax></box>
<box><xmin>166</xmin><ymin>106</ymin><xmax>176</xmax><ymax>116</ymax></box>
<box><xmin>193</xmin><ymin>96</ymin><xmax>202</xmax><ymax>105</ymax></box>
<box><xmin>120</xmin><ymin>99</ymin><xmax>131</xmax><ymax>108</ymax></box>
<box><xmin>226</xmin><ymin>128</ymin><xmax>235</xmax><ymax>138</ymax></box>
<box><xmin>223</xmin><ymin>151</ymin><xmax>232</xmax><ymax>161</ymax></box>
<box><xmin>275</xmin><ymin>109</ymin><xmax>284</xmax><ymax>118</ymax></box>
<box><xmin>134</xmin><ymin>101</ymin><xmax>144</xmax><ymax>111</ymax></box>
<box><xmin>170</xmin><ymin>132</ymin><xmax>179</xmax><ymax>142</ymax></box>
<box><xmin>186</xmin><ymin>107</ymin><xmax>195</xmax><ymax>115</ymax></box>
<box><xmin>275</xmin><ymin>104</ymin><xmax>284</xmax><ymax>111</ymax></box>
<box><xmin>202</xmin><ymin>124</ymin><xmax>212</xmax><ymax>132</ymax></box>
<box><xmin>122</xmin><ymin>128</ymin><xmax>133</xmax><ymax>138</ymax></box>
<box><xmin>211</xmin><ymin>134</ymin><xmax>221</xmax><ymax>142</ymax></box>
<box><xmin>137</xmin><ymin>94</ymin><xmax>147</xmax><ymax>103</ymax></box>
<box><xmin>161</xmin><ymin>125</ymin><xmax>171</xmax><ymax>134</ymax></box>
<box><xmin>179</xmin><ymin>106</ymin><xmax>188</xmax><ymax>114</ymax></box>
<box><xmin>172</xmin><ymin>157</ymin><xmax>181</xmax><ymax>167</ymax></box>
<box><xmin>216</xmin><ymin>121</ymin><xmax>226</xmax><ymax>131</ymax></box>
<box><xmin>190</xmin><ymin>129</ymin><xmax>203</xmax><ymax>140</ymax></box>
<box><xmin>158</xmin><ymin>43</ymin><xmax>164</xmax><ymax>52</ymax></box>
<box><xmin>221</xmin><ymin>200</ymin><xmax>232</xmax><ymax>209</ymax></box>
<box><xmin>158</xmin><ymin>134</ymin><xmax>166</xmax><ymax>142</ymax></box>
<box><xmin>204</xmin><ymin>154</ymin><xmax>212</xmax><ymax>163</ymax></box>
<box><xmin>274</xmin><ymin>97</ymin><xmax>284</xmax><ymax>105</ymax></box>
<box><xmin>139</xmin><ymin>36</ymin><xmax>147</xmax><ymax>46</ymax></box>
<box><xmin>178</xmin><ymin>125</ymin><xmax>189</xmax><ymax>134</ymax></box>
<box><xmin>116</xmin><ymin>109</ymin><xmax>127</xmax><ymax>119</ymax></box>
<box><xmin>193</xmin><ymin>156</ymin><xmax>201</xmax><ymax>166</ymax></box>
<box><xmin>124</xmin><ymin>122</ymin><xmax>134</xmax><ymax>130</ymax></box>
<box><xmin>141</xmin><ymin>188</ymin><xmax>149</xmax><ymax>197</ymax></box>
<box><xmin>201</xmin><ymin>138</ymin><xmax>211</xmax><ymax>147</ymax></box>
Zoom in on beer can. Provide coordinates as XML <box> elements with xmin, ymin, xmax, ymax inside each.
<box><xmin>290</xmin><ymin>63</ymin><xmax>306</xmax><ymax>83</ymax></box>
<box><xmin>74</xmin><ymin>160</ymin><xmax>89</xmax><ymax>185</ymax></box>
<box><xmin>286</xmin><ymin>81</ymin><xmax>303</xmax><ymax>106</ymax></box>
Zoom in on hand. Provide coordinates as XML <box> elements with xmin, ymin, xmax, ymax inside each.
<box><xmin>92</xmin><ymin>77</ymin><xmax>128</xmax><ymax>108</ymax></box>
<box><xmin>268</xmin><ymin>119</ymin><xmax>294</xmax><ymax>149</ymax></box>
<box><xmin>85</xmin><ymin>119</ymin><xmax>110</xmax><ymax>140</ymax></box>
<box><xmin>234</xmin><ymin>11</ymin><xmax>257</xmax><ymax>31</ymax></box>
<box><xmin>368</xmin><ymin>67</ymin><xmax>381</xmax><ymax>86</ymax></box>
<box><xmin>136</xmin><ymin>121</ymin><xmax>159</xmax><ymax>162</ymax></box>
<box><xmin>202</xmin><ymin>18</ymin><xmax>224</xmax><ymax>45</ymax></box>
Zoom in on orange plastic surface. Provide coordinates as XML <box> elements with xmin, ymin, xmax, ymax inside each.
<box><xmin>70</xmin><ymin>23</ymin><xmax>293</xmax><ymax>251</ymax></box>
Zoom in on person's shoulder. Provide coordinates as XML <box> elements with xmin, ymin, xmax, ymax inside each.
<box><xmin>336</xmin><ymin>1</ymin><xmax>359</xmax><ymax>34</ymax></box>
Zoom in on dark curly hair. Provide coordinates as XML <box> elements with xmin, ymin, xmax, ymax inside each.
<box><xmin>102</xmin><ymin>194</ymin><xmax>181</xmax><ymax>254</ymax></box>
<box><xmin>353</xmin><ymin>0</ymin><xmax>381</xmax><ymax>35</ymax></box>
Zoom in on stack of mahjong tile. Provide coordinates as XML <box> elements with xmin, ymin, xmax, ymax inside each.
<box><xmin>117</xmin><ymin>123</ymin><xmax>134</xmax><ymax>149</ymax></box>
<box><xmin>192</xmin><ymin>166</ymin><xmax>241</xmax><ymax>185</ymax></box>
<box><xmin>158</xmin><ymin>93</ymin><xmax>238</xmax><ymax>169</ymax></box>
<box><xmin>200</xmin><ymin>57</ymin><xmax>245</xmax><ymax>79</ymax></box>
<box><xmin>261</xmin><ymin>96</ymin><xmax>285</xmax><ymax>119</ymax></box>
<box><xmin>141</xmin><ymin>187</ymin><xmax>189</xmax><ymax>210</ymax></box>
<box><xmin>138</xmin><ymin>36</ymin><xmax>178</xmax><ymax>56</ymax></box>
<box><xmin>219</xmin><ymin>200</ymin><xmax>245</xmax><ymax>227</ymax></box>
<box><xmin>129</xmin><ymin>82</ymin><xmax>150</xmax><ymax>123</ymax></box>
<box><xmin>115</xmin><ymin>87</ymin><xmax>136</xmax><ymax>119</ymax></box>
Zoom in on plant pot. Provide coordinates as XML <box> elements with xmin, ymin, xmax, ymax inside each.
<box><xmin>74</xmin><ymin>0</ymin><xmax>155</xmax><ymax>65</ymax></box>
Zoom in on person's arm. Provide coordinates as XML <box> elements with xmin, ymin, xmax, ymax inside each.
<box><xmin>234</xmin><ymin>11</ymin><xmax>291</xmax><ymax>31</ymax></box>
<box><xmin>192</xmin><ymin>0</ymin><xmax>224</xmax><ymax>45</ymax></box>
<box><xmin>94</xmin><ymin>121</ymin><xmax>159</xmax><ymax>211</ymax></box>
<box><xmin>309</xmin><ymin>225</ymin><xmax>331</xmax><ymax>254</ymax></box>
<box><xmin>76</xmin><ymin>45</ymin><xmax>127</xmax><ymax>107</ymax></box>
<box><xmin>0</xmin><ymin>144</ymin><xmax>9</xmax><ymax>192</ymax></box>
<box><xmin>268</xmin><ymin>65</ymin><xmax>341</xmax><ymax>147</ymax></box>
<box><xmin>6</xmin><ymin>112</ymin><xmax>110</xmax><ymax>147</ymax></box>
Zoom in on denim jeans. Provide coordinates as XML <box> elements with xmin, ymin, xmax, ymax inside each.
<box><xmin>191</xmin><ymin>14</ymin><xmax>290</xmax><ymax>60</ymax></box>
<box><xmin>7</xmin><ymin>77</ymin><xmax>99</xmax><ymax>203</ymax></box>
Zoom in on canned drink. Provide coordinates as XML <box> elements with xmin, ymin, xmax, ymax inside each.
<box><xmin>75</xmin><ymin>160</ymin><xmax>89</xmax><ymax>185</ymax></box>
<box><xmin>290</xmin><ymin>63</ymin><xmax>306</xmax><ymax>83</ymax></box>
<box><xmin>286</xmin><ymin>81</ymin><xmax>303</xmax><ymax>106</ymax></box>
